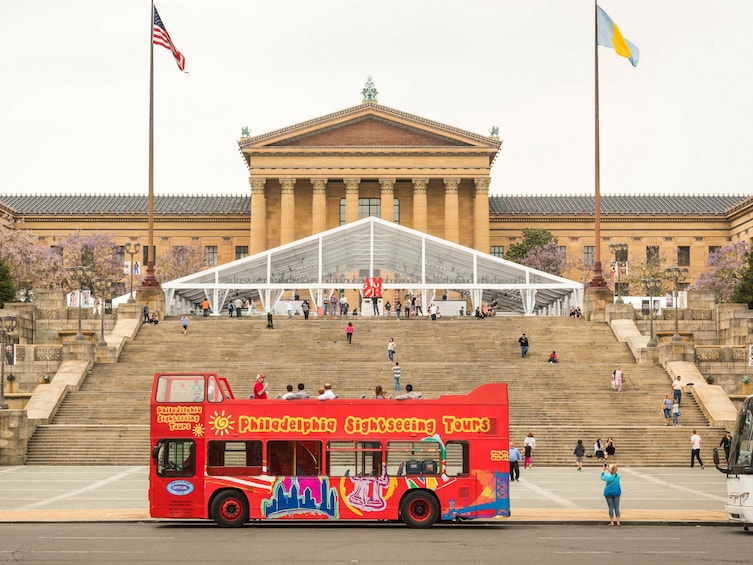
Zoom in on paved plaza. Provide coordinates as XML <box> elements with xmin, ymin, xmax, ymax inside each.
<box><xmin>0</xmin><ymin>464</ymin><xmax>728</xmax><ymax>524</ymax></box>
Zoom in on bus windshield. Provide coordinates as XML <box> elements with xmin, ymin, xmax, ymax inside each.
<box><xmin>730</xmin><ymin>399</ymin><xmax>753</xmax><ymax>471</ymax></box>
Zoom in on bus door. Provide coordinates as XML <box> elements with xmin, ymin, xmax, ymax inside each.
<box><xmin>151</xmin><ymin>438</ymin><xmax>205</xmax><ymax>519</ymax></box>
<box><xmin>444</xmin><ymin>441</ymin><xmax>476</xmax><ymax>519</ymax></box>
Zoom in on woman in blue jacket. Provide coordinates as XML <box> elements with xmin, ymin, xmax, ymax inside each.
<box><xmin>601</xmin><ymin>463</ymin><xmax>622</xmax><ymax>526</ymax></box>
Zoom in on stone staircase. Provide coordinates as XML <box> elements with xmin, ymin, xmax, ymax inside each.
<box><xmin>25</xmin><ymin>314</ymin><xmax>722</xmax><ymax>466</ymax></box>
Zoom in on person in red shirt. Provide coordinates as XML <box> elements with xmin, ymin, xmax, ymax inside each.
<box><xmin>253</xmin><ymin>373</ymin><xmax>268</xmax><ymax>399</ymax></box>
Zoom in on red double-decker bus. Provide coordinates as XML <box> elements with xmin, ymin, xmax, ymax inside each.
<box><xmin>149</xmin><ymin>372</ymin><xmax>510</xmax><ymax>528</ymax></box>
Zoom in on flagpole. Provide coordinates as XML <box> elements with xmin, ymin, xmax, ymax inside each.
<box><xmin>142</xmin><ymin>0</ymin><xmax>159</xmax><ymax>290</ymax></box>
<box><xmin>588</xmin><ymin>0</ymin><xmax>607</xmax><ymax>290</ymax></box>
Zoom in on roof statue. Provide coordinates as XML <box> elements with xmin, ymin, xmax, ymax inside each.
<box><xmin>241</xmin><ymin>126</ymin><xmax>250</xmax><ymax>137</ymax></box>
<box><xmin>361</xmin><ymin>75</ymin><xmax>378</xmax><ymax>103</ymax></box>
<box><xmin>489</xmin><ymin>126</ymin><xmax>499</xmax><ymax>138</ymax></box>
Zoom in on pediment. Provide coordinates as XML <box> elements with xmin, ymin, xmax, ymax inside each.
<box><xmin>240</xmin><ymin>103</ymin><xmax>501</xmax><ymax>152</ymax></box>
<box><xmin>269</xmin><ymin>116</ymin><xmax>470</xmax><ymax>148</ymax></box>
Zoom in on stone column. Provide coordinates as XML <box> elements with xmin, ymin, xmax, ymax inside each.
<box><xmin>412</xmin><ymin>178</ymin><xmax>429</xmax><ymax>233</ymax></box>
<box><xmin>344</xmin><ymin>178</ymin><xmax>361</xmax><ymax>224</ymax></box>
<box><xmin>280</xmin><ymin>178</ymin><xmax>296</xmax><ymax>245</ymax></box>
<box><xmin>379</xmin><ymin>178</ymin><xmax>395</xmax><ymax>222</ymax></box>
<box><xmin>249</xmin><ymin>178</ymin><xmax>267</xmax><ymax>254</ymax></box>
<box><xmin>443</xmin><ymin>178</ymin><xmax>460</xmax><ymax>243</ymax></box>
<box><xmin>311</xmin><ymin>178</ymin><xmax>328</xmax><ymax>235</ymax></box>
<box><xmin>473</xmin><ymin>177</ymin><xmax>490</xmax><ymax>253</ymax></box>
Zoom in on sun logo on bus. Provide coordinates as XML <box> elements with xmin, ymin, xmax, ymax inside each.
<box><xmin>193</xmin><ymin>423</ymin><xmax>205</xmax><ymax>437</ymax></box>
<box><xmin>209</xmin><ymin>410</ymin><xmax>235</xmax><ymax>437</ymax></box>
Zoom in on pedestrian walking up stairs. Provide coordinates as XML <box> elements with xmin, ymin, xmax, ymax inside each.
<box><xmin>25</xmin><ymin>314</ymin><xmax>722</xmax><ymax>467</ymax></box>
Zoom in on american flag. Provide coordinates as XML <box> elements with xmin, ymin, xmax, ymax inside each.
<box><xmin>153</xmin><ymin>7</ymin><xmax>186</xmax><ymax>72</ymax></box>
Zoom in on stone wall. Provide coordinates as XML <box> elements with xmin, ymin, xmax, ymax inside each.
<box><xmin>0</xmin><ymin>409</ymin><xmax>32</xmax><ymax>465</ymax></box>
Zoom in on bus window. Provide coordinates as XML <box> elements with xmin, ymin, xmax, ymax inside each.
<box><xmin>445</xmin><ymin>441</ymin><xmax>469</xmax><ymax>476</ymax></box>
<box><xmin>268</xmin><ymin>441</ymin><xmax>322</xmax><ymax>476</ymax></box>
<box><xmin>155</xmin><ymin>375</ymin><xmax>206</xmax><ymax>403</ymax></box>
<box><xmin>207</xmin><ymin>441</ymin><xmax>263</xmax><ymax>475</ymax></box>
<box><xmin>155</xmin><ymin>439</ymin><xmax>196</xmax><ymax>477</ymax></box>
<box><xmin>327</xmin><ymin>441</ymin><xmax>382</xmax><ymax>477</ymax></box>
<box><xmin>387</xmin><ymin>441</ymin><xmax>441</xmax><ymax>476</ymax></box>
<box><xmin>207</xmin><ymin>376</ymin><xmax>222</xmax><ymax>403</ymax></box>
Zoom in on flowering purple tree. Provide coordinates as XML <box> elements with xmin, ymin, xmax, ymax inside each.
<box><xmin>691</xmin><ymin>240</ymin><xmax>749</xmax><ymax>302</ymax></box>
<box><xmin>157</xmin><ymin>245</ymin><xmax>207</xmax><ymax>282</ymax></box>
<box><xmin>521</xmin><ymin>241</ymin><xmax>566</xmax><ymax>276</ymax></box>
<box><xmin>0</xmin><ymin>229</ymin><xmax>60</xmax><ymax>290</ymax></box>
<box><xmin>60</xmin><ymin>232</ymin><xmax>124</xmax><ymax>290</ymax></box>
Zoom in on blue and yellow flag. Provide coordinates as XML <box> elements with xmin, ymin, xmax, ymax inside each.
<box><xmin>597</xmin><ymin>5</ymin><xmax>639</xmax><ymax>67</ymax></box>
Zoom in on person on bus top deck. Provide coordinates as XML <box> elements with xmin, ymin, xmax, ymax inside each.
<box><xmin>395</xmin><ymin>384</ymin><xmax>423</xmax><ymax>400</ymax></box>
<box><xmin>280</xmin><ymin>384</ymin><xmax>296</xmax><ymax>399</ymax></box>
<box><xmin>317</xmin><ymin>383</ymin><xmax>337</xmax><ymax>400</ymax></box>
<box><xmin>282</xmin><ymin>382</ymin><xmax>310</xmax><ymax>400</ymax></box>
<box><xmin>253</xmin><ymin>373</ymin><xmax>268</xmax><ymax>399</ymax></box>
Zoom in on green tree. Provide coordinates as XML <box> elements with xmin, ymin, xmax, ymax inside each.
<box><xmin>731</xmin><ymin>250</ymin><xmax>753</xmax><ymax>305</ymax></box>
<box><xmin>622</xmin><ymin>252</ymin><xmax>671</xmax><ymax>296</ymax></box>
<box><xmin>506</xmin><ymin>229</ymin><xmax>558</xmax><ymax>264</ymax></box>
<box><xmin>0</xmin><ymin>258</ymin><xmax>16</xmax><ymax>307</ymax></box>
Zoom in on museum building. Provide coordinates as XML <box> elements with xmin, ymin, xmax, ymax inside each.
<box><xmin>2</xmin><ymin>92</ymin><xmax>753</xmax><ymax>299</ymax></box>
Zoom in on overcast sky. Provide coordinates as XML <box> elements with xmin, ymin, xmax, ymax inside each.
<box><xmin>2</xmin><ymin>0</ymin><xmax>752</xmax><ymax>198</ymax></box>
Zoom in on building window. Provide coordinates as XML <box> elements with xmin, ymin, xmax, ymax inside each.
<box><xmin>646</xmin><ymin>245</ymin><xmax>659</xmax><ymax>264</ymax></box>
<box><xmin>235</xmin><ymin>246</ymin><xmax>248</xmax><ymax>260</ymax></box>
<box><xmin>359</xmin><ymin>198</ymin><xmax>381</xmax><ymax>219</ymax></box>
<box><xmin>559</xmin><ymin>245</ymin><xmax>567</xmax><ymax>262</ymax></box>
<box><xmin>490</xmin><ymin>246</ymin><xmax>505</xmax><ymax>258</ymax></box>
<box><xmin>677</xmin><ymin>246</ymin><xmax>690</xmax><ymax>267</ymax></box>
<box><xmin>205</xmin><ymin>246</ymin><xmax>218</xmax><ymax>266</ymax></box>
<box><xmin>612</xmin><ymin>245</ymin><xmax>628</xmax><ymax>263</ymax></box>
<box><xmin>584</xmin><ymin>246</ymin><xmax>595</xmax><ymax>267</ymax></box>
<box><xmin>708</xmin><ymin>245</ymin><xmax>721</xmax><ymax>255</ymax></box>
<box><xmin>339</xmin><ymin>198</ymin><xmax>400</xmax><ymax>225</ymax></box>
<box><xmin>115</xmin><ymin>245</ymin><xmax>125</xmax><ymax>263</ymax></box>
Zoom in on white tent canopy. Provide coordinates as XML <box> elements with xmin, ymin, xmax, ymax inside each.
<box><xmin>162</xmin><ymin>217</ymin><xmax>584</xmax><ymax>316</ymax></box>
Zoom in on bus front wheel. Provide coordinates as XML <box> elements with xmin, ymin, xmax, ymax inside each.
<box><xmin>211</xmin><ymin>491</ymin><xmax>249</xmax><ymax>528</ymax></box>
<box><xmin>400</xmin><ymin>491</ymin><xmax>439</xmax><ymax>528</ymax></box>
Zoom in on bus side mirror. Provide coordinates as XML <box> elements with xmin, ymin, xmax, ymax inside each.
<box><xmin>713</xmin><ymin>447</ymin><xmax>729</xmax><ymax>474</ymax></box>
<box><xmin>152</xmin><ymin>445</ymin><xmax>160</xmax><ymax>460</ymax></box>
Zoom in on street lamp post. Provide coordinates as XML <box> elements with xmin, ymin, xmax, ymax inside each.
<box><xmin>125</xmin><ymin>242</ymin><xmax>141</xmax><ymax>304</ymax></box>
<box><xmin>17</xmin><ymin>288</ymin><xmax>35</xmax><ymax>303</ymax></box>
<box><xmin>93</xmin><ymin>278</ymin><xmax>113</xmax><ymax>347</ymax></box>
<box><xmin>67</xmin><ymin>265</ymin><xmax>91</xmax><ymax>341</ymax></box>
<box><xmin>664</xmin><ymin>266</ymin><xmax>689</xmax><ymax>342</ymax></box>
<box><xmin>641</xmin><ymin>278</ymin><xmax>662</xmax><ymax>347</ymax></box>
<box><xmin>0</xmin><ymin>315</ymin><xmax>18</xmax><ymax>409</ymax></box>
<box><xmin>609</xmin><ymin>243</ymin><xmax>628</xmax><ymax>304</ymax></box>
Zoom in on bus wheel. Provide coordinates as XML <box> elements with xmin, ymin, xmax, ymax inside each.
<box><xmin>400</xmin><ymin>491</ymin><xmax>439</xmax><ymax>529</ymax></box>
<box><xmin>211</xmin><ymin>491</ymin><xmax>248</xmax><ymax>528</ymax></box>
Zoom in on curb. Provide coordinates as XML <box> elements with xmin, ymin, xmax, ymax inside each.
<box><xmin>0</xmin><ymin>509</ymin><xmax>730</xmax><ymax>525</ymax></box>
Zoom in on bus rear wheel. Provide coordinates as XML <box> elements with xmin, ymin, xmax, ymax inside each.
<box><xmin>400</xmin><ymin>491</ymin><xmax>439</xmax><ymax>528</ymax></box>
<box><xmin>211</xmin><ymin>491</ymin><xmax>248</xmax><ymax>528</ymax></box>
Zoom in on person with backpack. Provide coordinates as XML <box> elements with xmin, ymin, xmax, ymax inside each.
<box><xmin>574</xmin><ymin>439</ymin><xmax>586</xmax><ymax>471</ymax></box>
